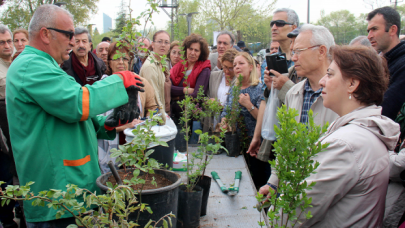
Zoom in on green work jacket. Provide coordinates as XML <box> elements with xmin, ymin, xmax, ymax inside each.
<box><xmin>6</xmin><ymin>46</ymin><xmax>128</xmax><ymax>222</ymax></box>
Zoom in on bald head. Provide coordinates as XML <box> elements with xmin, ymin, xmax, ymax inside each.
<box><xmin>96</xmin><ymin>41</ymin><xmax>110</xmax><ymax>65</ymax></box>
<box><xmin>28</xmin><ymin>4</ymin><xmax>73</xmax><ymax>39</ymax></box>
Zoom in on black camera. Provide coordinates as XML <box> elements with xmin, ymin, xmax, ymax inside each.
<box><xmin>266</xmin><ymin>53</ymin><xmax>288</xmax><ymax>76</ymax></box>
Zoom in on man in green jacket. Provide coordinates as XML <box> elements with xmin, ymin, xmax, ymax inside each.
<box><xmin>6</xmin><ymin>4</ymin><xmax>142</xmax><ymax>226</ymax></box>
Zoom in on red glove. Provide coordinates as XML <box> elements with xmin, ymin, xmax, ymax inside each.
<box><xmin>115</xmin><ymin>71</ymin><xmax>144</xmax><ymax>90</ymax></box>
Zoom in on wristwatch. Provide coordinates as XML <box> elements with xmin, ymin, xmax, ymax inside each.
<box><xmin>249</xmin><ymin>105</ymin><xmax>255</xmax><ymax>112</ymax></box>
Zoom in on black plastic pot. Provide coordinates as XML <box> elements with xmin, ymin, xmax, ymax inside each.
<box><xmin>96</xmin><ymin>169</ymin><xmax>181</xmax><ymax>227</ymax></box>
<box><xmin>175</xmin><ymin>131</ymin><xmax>187</xmax><ymax>152</ymax></box>
<box><xmin>225</xmin><ymin>132</ymin><xmax>240</xmax><ymax>157</ymax></box>
<box><xmin>148</xmin><ymin>139</ymin><xmax>175</xmax><ymax>168</ymax></box>
<box><xmin>177</xmin><ymin>185</ymin><xmax>203</xmax><ymax>228</ymax></box>
<box><xmin>196</xmin><ymin>175</ymin><xmax>212</xmax><ymax>216</ymax></box>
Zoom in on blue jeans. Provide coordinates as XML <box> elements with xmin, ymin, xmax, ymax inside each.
<box><xmin>27</xmin><ymin>217</ymin><xmax>76</xmax><ymax>228</ymax></box>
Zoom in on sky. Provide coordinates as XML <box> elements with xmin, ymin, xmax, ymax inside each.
<box><xmin>89</xmin><ymin>0</ymin><xmax>394</xmax><ymax>33</ymax></box>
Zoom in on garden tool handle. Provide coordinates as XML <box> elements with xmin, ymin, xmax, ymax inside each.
<box><xmin>211</xmin><ymin>171</ymin><xmax>220</xmax><ymax>180</ymax></box>
<box><xmin>235</xmin><ymin>171</ymin><xmax>242</xmax><ymax>179</ymax></box>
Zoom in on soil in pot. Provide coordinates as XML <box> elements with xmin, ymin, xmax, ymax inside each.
<box><xmin>196</xmin><ymin>175</ymin><xmax>212</xmax><ymax>216</ymax></box>
<box><xmin>225</xmin><ymin>132</ymin><xmax>240</xmax><ymax>157</ymax></box>
<box><xmin>177</xmin><ymin>185</ymin><xmax>203</xmax><ymax>228</ymax></box>
<box><xmin>97</xmin><ymin>169</ymin><xmax>181</xmax><ymax>228</ymax></box>
<box><xmin>107</xmin><ymin>171</ymin><xmax>173</xmax><ymax>190</ymax></box>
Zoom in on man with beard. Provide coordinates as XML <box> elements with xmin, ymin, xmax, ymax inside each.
<box><xmin>133</xmin><ymin>37</ymin><xmax>150</xmax><ymax>74</ymax></box>
<box><xmin>61</xmin><ymin>27</ymin><xmax>106</xmax><ymax>85</ymax></box>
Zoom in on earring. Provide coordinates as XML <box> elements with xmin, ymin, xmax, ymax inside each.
<box><xmin>349</xmin><ymin>94</ymin><xmax>352</xmax><ymax>100</ymax></box>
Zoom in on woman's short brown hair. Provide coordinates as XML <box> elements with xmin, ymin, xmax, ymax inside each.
<box><xmin>167</xmin><ymin>40</ymin><xmax>180</xmax><ymax>60</ymax></box>
<box><xmin>220</xmin><ymin>49</ymin><xmax>239</xmax><ymax>64</ymax></box>
<box><xmin>182</xmin><ymin>33</ymin><xmax>209</xmax><ymax>62</ymax></box>
<box><xmin>13</xmin><ymin>28</ymin><xmax>28</xmax><ymax>40</ymax></box>
<box><xmin>105</xmin><ymin>41</ymin><xmax>133</xmax><ymax>75</ymax></box>
<box><xmin>331</xmin><ymin>45</ymin><xmax>389</xmax><ymax>106</ymax></box>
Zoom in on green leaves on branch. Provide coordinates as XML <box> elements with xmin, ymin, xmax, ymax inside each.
<box><xmin>262</xmin><ymin>105</ymin><xmax>329</xmax><ymax>228</ymax></box>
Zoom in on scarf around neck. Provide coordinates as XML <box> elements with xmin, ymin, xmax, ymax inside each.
<box><xmin>170</xmin><ymin>59</ymin><xmax>211</xmax><ymax>88</ymax></box>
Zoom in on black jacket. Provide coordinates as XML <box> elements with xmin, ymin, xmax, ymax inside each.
<box><xmin>61</xmin><ymin>51</ymin><xmax>107</xmax><ymax>86</ymax></box>
<box><xmin>383</xmin><ymin>41</ymin><xmax>405</xmax><ymax>120</ymax></box>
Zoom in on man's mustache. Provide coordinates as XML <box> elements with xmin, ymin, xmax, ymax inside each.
<box><xmin>77</xmin><ymin>47</ymin><xmax>86</xmax><ymax>51</ymax></box>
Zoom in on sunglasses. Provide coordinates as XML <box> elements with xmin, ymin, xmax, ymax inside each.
<box><xmin>47</xmin><ymin>28</ymin><xmax>74</xmax><ymax>40</ymax></box>
<box><xmin>270</xmin><ymin>20</ymin><xmax>293</xmax><ymax>27</ymax></box>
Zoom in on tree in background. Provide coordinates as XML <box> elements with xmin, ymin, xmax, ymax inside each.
<box><xmin>0</xmin><ymin>0</ymin><xmax>99</xmax><ymax>31</ymax></box>
<box><xmin>316</xmin><ymin>10</ymin><xmax>357</xmax><ymax>44</ymax></box>
<box><xmin>93</xmin><ymin>27</ymin><xmax>100</xmax><ymax>36</ymax></box>
<box><xmin>113</xmin><ymin>0</ymin><xmax>128</xmax><ymax>34</ymax></box>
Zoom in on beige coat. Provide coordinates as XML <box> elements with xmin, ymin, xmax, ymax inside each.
<box><xmin>139</xmin><ymin>56</ymin><xmax>170</xmax><ymax>122</ymax></box>
<box><xmin>138</xmin><ymin>77</ymin><xmax>158</xmax><ymax>118</ymax></box>
<box><xmin>269</xmin><ymin>105</ymin><xmax>400</xmax><ymax>227</ymax></box>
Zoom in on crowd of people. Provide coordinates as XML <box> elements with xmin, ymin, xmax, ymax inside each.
<box><xmin>0</xmin><ymin>3</ymin><xmax>405</xmax><ymax>228</ymax></box>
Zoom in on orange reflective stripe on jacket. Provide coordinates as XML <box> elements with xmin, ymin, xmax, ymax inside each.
<box><xmin>63</xmin><ymin>155</ymin><xmax>91</xmax><ymax>166</ymax></box>
<box><xmin>80</xmin><ymin>87</ymin><xmax>89</xmax><ymax>121</ymax></box>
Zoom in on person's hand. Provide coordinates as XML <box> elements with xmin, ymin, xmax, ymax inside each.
<box><xmin>115</xmin><ymin>71</ymin><xmax>144</xmax><ymax>91</ymax></box>
<box><xmin>263</xmin><ymin>67</ymin><xmax>273</xmax><ymax>89</ymax></box>
<box><xmin>246</xmin><ymin>137</ymin><xmax>261</xmax><ymax>158</ymax></box>
<box><xmin>183</xmin><ymin>87</ymin><xmax>194</xmax><ymax>94</ymax></box>
<box><xmin>219</xmin><ymin>118</ymin><xmax>228</xmax><ymax>131</ymax></box>
<box><xmin>259</xmin><ymin>184</ymin><xmax>276</xmax><ymax>199</ymax></box>
<box><xmin>238</xmin><ymin>93</ymin><xmax>252</xmax><ymax>108</ymax></box>
<box><xmin>270</xmin><ymin>70</ymin><xmax>289</xmax><ymax>90</ymax></box>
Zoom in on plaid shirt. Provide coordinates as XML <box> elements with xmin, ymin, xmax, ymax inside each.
<box><xmin>300</xmin><ymin>80</ymin><xmax>322</xmax><ymax>124</ymax></box>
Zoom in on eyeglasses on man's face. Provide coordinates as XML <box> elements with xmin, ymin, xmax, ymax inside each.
<box><xmin>291</xmin><ymin>45</ymin><xmax>321</xmax><ymax>56</ymax></box>
<box><xmin>270</xmin><ymin>20</ymin><xmax>294</xmax><ymax>28</ymax></box>
<box><xmin>47</xmin><ymin>28</ymin><xmax>74</xmax><ymax>40</ymax></box>
<box><xmin>0</xmin><ymin>40</ymin><xmax>12</xmax><ymax>46</ymax></box>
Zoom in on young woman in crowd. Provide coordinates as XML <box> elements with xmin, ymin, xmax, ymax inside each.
<box><xmin>204</xmin><ymin>48</ymin><xmax>239</xmax><ymax>131</ymax></box>
<box><xmin>220</xmin><ymin>52</ymin><xmax>264</xmax><ymax>188</ymax></box>
<box><xmin>12</xmin><ymin>28</ymin><xmax>28</xmax><ymax>52</ymax></box>
<box><xmin>262</xmin><ymin>46</ymin><xmax>400</xmax><ymax>227</ymax></box>
<box><xmin>98</xmin><ymin>42</ymin><xmax>158</xmax><ymax>173</ymax></box>
<box><xmin>139</xmin><ymin>30</ymin><xmax>171</xmax><ymax>120</ymax></box>
<box><xmin>170</xmin><ymin>33</ymin><xmax>211</xmax><ymax>121</ymax></box>
<box><xmin>168</xmin><ymin>40</ymin><xmax>181</xmax><ymax>69</ymax></box>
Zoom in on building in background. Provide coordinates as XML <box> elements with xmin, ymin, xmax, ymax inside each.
<box><xmin>103</xmin><ymin>13</ymin><xmax>112</xmax><ymax>33</ymax></box>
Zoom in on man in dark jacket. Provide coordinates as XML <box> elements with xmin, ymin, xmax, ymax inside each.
<box><xmin>61</xmin><ymin>27</ymin><xmax>106</xmax><ymax>85</ymax></box>
<box><xmin>367</xmin><ymin>7</ymin><xmax>405</xmax><ymax>120</ymax></box>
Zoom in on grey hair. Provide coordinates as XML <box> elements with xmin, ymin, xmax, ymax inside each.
<box><xmin>216</xmin><ymin>31</ymin><xmax>235</xmax><ymax>46</ymax></box>
<box><xmin>274</xmin><ymin>8</ymin><xmax>300</xmax><ymax>27</ymax></box>
<box><xmin>75</xmin><ymin>27</ymin><xmax>91</xmax><ymax>42</ymax></box>
<box><xmin>28</xmin><ymin>4</ymin><xmax>73</xmax><ymax>39</ymax></box>
<box><xmin>349</xmin><ymin>36</ymin><xmax>371</xmax><ymax>47</ymax></box>
<box><xmin>0</xmin><ymin>24</ymin><xmax>12</xmax><ymax>37</ymax></box>
<box><xmin>137</xmin><ymin>37</ymin><xmax>151</xmax><ymax>44</ymax></box>
<box><xmin>299</xmin><ymin>24</ymin><xmax>335</xmax><ymax>57</ymax></box>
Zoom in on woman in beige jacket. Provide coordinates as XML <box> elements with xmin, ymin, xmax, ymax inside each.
<box><xmin>263</xmin><ymin>46</ymin><xmax>400</xmax><ymax>227</ymax></box>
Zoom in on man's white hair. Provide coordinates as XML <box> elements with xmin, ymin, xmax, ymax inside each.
<box><xmin>96</xmin><ymin>41</ymin><xmax>110</xmax><ymax>54</ymax></box>
<box><xmin>0</xmin><ymin>24</ymin><xmax>12</xmax><ymax>37</ymax></box>
<box><xmin>299</xmin><ymin>24</ymin><xmax>335</xmax><ymax>57</ymax></box>
<box><xmin>28</xmin><ymin>4</ymin><xmax>73</xmax><ymax>39</ymax></box>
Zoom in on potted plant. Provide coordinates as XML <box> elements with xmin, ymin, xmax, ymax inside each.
<box><xmin>176</xmin><ymin>82</ymin><xmax>225</xmax><ymax>226</ymax></box>
<box><xmin>223</xmin><ymin>74</ymin><xmax>243</xmax><ymax>157</ymax></box>
<box><xmin>256</xmin><ymin>105</ymin><xmax>329</xmax><ymax>227</ymax></box>
<box><xmin>0</xmin><ymin>182</ymin><xmax>175</xmax><ymax>228</ymax></box>
<box><xmin>96</xmin><ymin>112</ymin><xmax>182</xmax><ymax>227</ymax></box>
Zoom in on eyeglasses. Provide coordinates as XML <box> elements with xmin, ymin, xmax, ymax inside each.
<box><xmin>110</xmin><ymin>57</ymin><xmax>130</xmax><ymax>63</ymax></box>
<box><xmin>0</xmin><ymin>40</ymin><xmax>12</xmax><ymax>46</ymax></box>
<box><xmin>270</xmin><ymin>20</ymin><xmax>294</xmax><ymax>27</ymax></box>
<box><xmin>291</xmin><ymin>45</ymin><xmax>321</xmax><ymax>56</ymax></box>
<box><xmin>47</xmin><ymin>28</ymin><xmax>74</xmax><ymax>40</ymax></box>
<box><xmin>223</xmin><ymin>65</ymin><xmax>234</xmax><ymax>72</ymax></box>
<box><xmin>155</xmin><ymin>40</ymin><xmax>170</xmax><ymax>46</ymax></box>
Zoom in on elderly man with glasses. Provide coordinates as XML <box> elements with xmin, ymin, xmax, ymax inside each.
<box><xmin>6</xmin><ymin>5</ymin><xmax>144</xmax><ymax>226</ymax></box>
